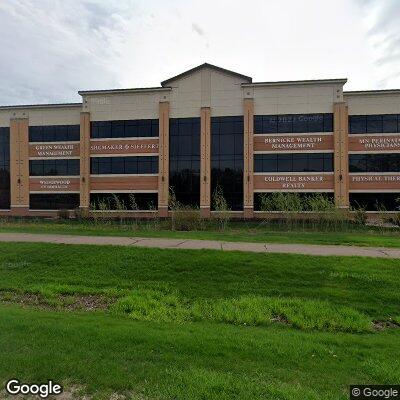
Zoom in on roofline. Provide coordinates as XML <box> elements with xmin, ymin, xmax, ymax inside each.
<box><xmin>78</xmin><ymin>87</ymin><xmax>171</xmax><ymax>96</ymax></box>
<box><xmin>0</xmin><ymin>102</ymin><xmax>82</xmax><ymax>110</ymax></box>
<box><xmin>161</xmin><ymin>63</ymin><xmax>252</xmax><ymax>86</ymax></box>
<box><xmin>243</xmin><ymin>78</ymin><xmax>347</xmax><ymax>87</ymax></box>
<box><xmin>344</xmin><ymin>89</ymin><xmax>400</xmax><ymax>96</ymax></box>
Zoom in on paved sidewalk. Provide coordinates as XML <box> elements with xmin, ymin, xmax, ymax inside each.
<box><xmin>1</xmin><ymin>232</ymin><xmax>400</xmax><ymax>258</ymax></box>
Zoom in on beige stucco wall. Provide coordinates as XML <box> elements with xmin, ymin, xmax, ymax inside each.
<box><xmin>345</xmin><ymin>93</ymin><xmax>400</xmax><ymax>115</ymax></box>
<box><xmin>83</xmin><ymin>91</ymin><xmax>168</xmax><ymax>122</ymax></box>
<box><xmin>0</xmin><ymin>110</ymin><xmax>11</xmax><ymax>127</ymax></box>
<box><xmin>0</xmin><ymin>106</ymin><xmax>82</xmax><ymax>126</ymax></box>
<box><xmin>252</xmin><ymin>83</ymin><xmax>343</xmax><ymax>115</ymax></box>
<box><xmin>168</xmin><ymin>67</ymin><xmax>246</xmax><ymax>118</ymax></box>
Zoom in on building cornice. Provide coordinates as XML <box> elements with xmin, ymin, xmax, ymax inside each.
<box><xmin>344</xmin><ymin>89</ymin><xmax>400</xmax><ymax>96</ymax></box>
<box><xmin>243</xmin><ymin>78</ymin><xmax>347</xmax><ymax>87</ymax></box>
<box><xmin>0</xmin><ymin>103</ymin><xmax>82</xmax><ymax>110</ymax></box>
<box><xmin>78</xmin><ymin>87</ymin><xmax>171</xmax><ymax>96</ymax></box>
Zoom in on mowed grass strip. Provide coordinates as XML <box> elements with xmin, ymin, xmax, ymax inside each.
<box><xmin>0</xmin><ymin>243</ymin><xmax>400</xmax><ymax>399</ymax></box>
<box><xmin>112</xmin><ymin>290</ymin><xmax>372</xmax><ymax>333</ymax></box>
<box><xmin>0</xmin><ymin>242</ymin><xmax>399</xmax><ymax>321</ymax></box>
<box><xmin>1</xmin><ymin>305</ymin><xmax>400</xmax><ymax>400</ymax></box>
<box><xmin>1</xmin><ymin>219</ymin><xmax>400</xmax><ymax>247</ymax></box>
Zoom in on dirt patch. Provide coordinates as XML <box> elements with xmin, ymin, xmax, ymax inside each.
<box><xmin>0</xmin><ymin>291</ymin><xmax>114</xmax><ymax>312</ymax></box>
<box><xmin>373</xmin><ymin>320</ymin><xmax>400</xmax><ymax>330</ymax></box>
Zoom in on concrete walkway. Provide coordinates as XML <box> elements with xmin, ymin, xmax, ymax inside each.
<box><xmin>1</xmin><ymin>232</ymin><xmax>400</xmax><ymax>258</ymax></box>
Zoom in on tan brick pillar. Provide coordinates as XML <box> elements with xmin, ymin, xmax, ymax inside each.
<box><xmin>243</xmin><ymin>98</ymin><xmax>254</xmax><ymax>218</ymax></box>
<box><xmin>79</xmin><ymin>112</ymin><xmax>91</xmax><ymax>211</ymax></box>
<box><xmin>10</xmin><ymin>118</ymin><xmax>29</xmax><ymax>215</ymax></box>
<box><xmin>158</xmin><ymin>102</ymin><xmax>169</xmax><ymax>217</ymax></box>
<box><xmin>333</xmin><ymin>102</ymin><xmax>349</xmax><ymax>208</ymax></box>
<box><xmin>200</xmin><ymin>107</ymin><xmax>211</xmax><ymax>218</ymax></box>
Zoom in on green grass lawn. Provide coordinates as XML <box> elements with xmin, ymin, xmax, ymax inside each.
<box><xmin>1</xmin><ymin>218</ymin><xmax>400</xmax><ymax>248</ymax></box>
<box><xmin>0</xmin><ymin>242</ymin><xmax>400</xmax><ymax>399</ymax></box>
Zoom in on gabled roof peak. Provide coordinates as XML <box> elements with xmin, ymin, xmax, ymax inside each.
<box><xmin>161</xmin><ymin>63</ymin><xmax>252</xmax><ymax>87</ymax></box>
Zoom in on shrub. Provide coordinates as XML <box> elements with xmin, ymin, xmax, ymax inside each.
<box><xmin>390</xmin><ymin>212</ymin><xmax>400</xmax><ymax>227</ymax></box>
<box><xmin>56</xmin><ymin>209</ymin><xmax>70</xmax><ymax>219</ymax></box>
<box><xmin>352</xmin><ymin>202</ymin><xmax>368</xmax><ymax>226</ymax></box>
<box><xmin>169</xmin><ymin>189</ymin><xmax>204</xmax><ymax>231</ymax></box>
<box><xmin>212</xmin><ymin>185</ymin><xmax>231</xmax><ymax>231</ymax></box>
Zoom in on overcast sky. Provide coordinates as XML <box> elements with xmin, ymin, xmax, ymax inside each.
<box><xmin>0</xmin><ymin>0</ymin><xmax>399</xmax><ymax>106</ymax></box>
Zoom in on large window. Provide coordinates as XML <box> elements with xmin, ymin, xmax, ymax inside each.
<box><xmin>255</xmin><ymin>153</ymin><xmax>333</xmax><ymax>173</ymax></box>
<box><xmin>90</xmin><ymin>156</ymin><xmax>158</xmax><ymax>174</ymax></box>
<box><xmin>254</xmin><ymin>114</ymin><xmax>333</xmax><ymax>134</ymax></box>
<box><xmin>349</xmin><ymin>154</ymin><xmax>400</xmax><ymax>173</ymax></box>
<box><xmin>349</xmin><ymin>114</ymin><xmax>400</xmax><ymax>134</ymax></box>
<box><xmin>90</xmin><ymin>193</ymin><xmax>157</xmax><ymax>210</ymax></box>
<box><xmin>30</xmin><ymin>159</ymin><xmax>79</xmax><ymax>176</ymax></box>
<box><xmin>91</xmin><ymin>119</ymin><xmax>159</xmax><ymax>139</ymax></box>
<box><xmin>30</xmin><ymin>194</ymin><xmax>80</xmax><ymax>210</ymax></box>
<box><xmin>0</xmin><ymin>127</ymin><xmax>10</xmax><ymax>209</ymax></box>
<box><xmin>29</xmin><ymin>125</ymin><xmax>80</xmax><ymax>142</ymax></box>
<box><xmin>350</xmin><ymin>193</ymin><xmax>400</xmax><ymax>211</ymax></box>
<box><xmin>211</xmin><ymin>116</ymin><xmax>243</xmax><ymax>210</ymax></box>
<box><xmin>169</xmin><ymin>118</ymin><xmax>200</xmax><ymax>207</ymax></box>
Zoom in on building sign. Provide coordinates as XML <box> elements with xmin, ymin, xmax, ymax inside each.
<box><xmin>90</xmin><ymin>139</ymin><xmax>159</xmax><ymax>155</ymax></box>
<box><xmin>349</xmin><ymin>135</ymin><xmax>400</xmax><ymax>152</ymax></box>
<box><xmin>254</xmin><ymin>134</ymin><xmax>333</xmax><ymax>152</ymax></box>
<box><xmin>254</xmin><ymin>174</ymin><xmax>334</xmax><ymax>191</ymax></box>
<box><xmin>29</xmin><ymin>143</ymin><xmax>80</xmax><ymax>158</ymax></box>
<box><xmin>30</xmin><ymin>177</ymin><xmax>80</xmax><ymax>192</ymax></box>
<box><xmin>349</xmin><ymin>174</ymin><xmax>400</xmax><ymax>191</ymax></box>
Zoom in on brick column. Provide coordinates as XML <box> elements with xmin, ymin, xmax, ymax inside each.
<box><xmin>200</xmin><ymin>107</ymin><xmax>211</xmax><ymax>217</ymax></box>
<box><xmin>333</xmin><ymin>102</ymin><xmax>349</xmax><ymax>208</ymax></box>
<box><xmin>158</xmin><ymin>101</ymin><xmax>169</xmax><ymax>217</ymax></box>
<box><xmin>10</xmin><ymin>118</ymin><xmax>29</xmax><ymax>215</ymax></box>
<box><xmin>243</xmin><ymin>98</ymin><xmax>254</xmax><ymax>218</ymax></box>
<box><xmin>79</xmin><ymin>112</ymin><xmax>91</xmax><ymax>211</ymax></box>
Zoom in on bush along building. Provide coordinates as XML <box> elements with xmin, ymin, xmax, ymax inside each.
<box><xmin>0</xmin><ymin>63</ymin><xmax>400</xmax><ymax>218</ymax></box>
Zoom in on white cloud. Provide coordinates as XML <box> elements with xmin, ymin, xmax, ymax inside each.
<box><xmin>0</xmin><ymin>0</ymin><xmax>399</xmax><ymax>106</ymax></box>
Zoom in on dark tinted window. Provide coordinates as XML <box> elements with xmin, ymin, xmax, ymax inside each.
<box><xmin>169</xmin><ymin>118</ymin><xmax>200</xmax><ymax>207</ymax></box>
<box><xmin>90</xmin><ymin>156</ymin><xmax>158</xmax><ymax>174</ymax></box>
<box><xmin>29</xmin><ymin>159</ymin><xmax>79</xmax><ymax>176</ymax></box>
<box><xmin>349</xmin><ymin>114</ymin><xmax>400</xmax><ymax>134</ymax></box>
<box><xmin>349</xmin><ymin>154</ymin><xmax>400</xmax><ymax>172</ymax></box>
<box><xmin>90</xmin><ymin>193</ymin><xmax>157</xmax><ymax>210</ymax></box>
<box><xmin>211</xmin><ymin>116</ymin><xmax>243</xmax><ymax>210</ymax></box>
<box><xmin>350</xmin><ymin>193</ymin><xmax>400</xmax><ymax>211</ymax></box>
<box><xmin>30</xmin><ymin>194</ymin><xmax>79</xmax><ymax>210</ymax></box>
<box><xmin>29</xmin><ymin>125</ymin><xmax>80</xmax><ymax>142</ymax></box>
<box><xmin>0</xmin><ymin>127</ymin><xmax>10</xmax><ymax>209</ymax></box>
<box><xmin>91</xmin><ymin>119</ymin><xmax>159</xmax><ymax>138</ymax></box>
<box><xmin>255</xmin><ymin>153</ymin><xmax>333</xmax><ymax>172</ymax></box>
<box><xmin>254</xmin><ymin>114</ymin><xmax>333</xmax><ymax>134</ymax></box>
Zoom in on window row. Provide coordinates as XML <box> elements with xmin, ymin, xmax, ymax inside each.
<box><xmin>254</xmin><ymin>114</ymin><xmax>333</xmax><ymax>134</ymax></box>
<box><xmin>0</xmin><ymin>128</ymin><xmax>10</xmax><ymax>209</ymax></box>
<box><xmin>349</xmin><ymin>193</ymin><xmax>400</xmax><ymax>211</ymax></box>
<box><xmin>211</xmin><ymin>116</ymin><xmax>244</xmax><ymax>210</ymax></box>
<box><xmin>91</xmin><ymin>119</ymin><xmax>159</xmax><ymax>139</ymax></box>
<box><xmin>255</xmin><ymin>153</ymin><xmax>334</xmax><ymax>173</ymax></box>
<box><xmin>90</xmin><ymin>193</ymin><xmax>157</xmax><ymax>211</ymax></box>
<box><xmin>29</xmin><ymin>159</ymin><xmax>80</xmax><ymax>176</ymax></box>
<box><xmin>349</xmin><ymin>114</ymin><xmax>400</xmax><ymax>134</ymax></box>
<box><xmin>169</xmin><ymin>118</ymin><xmax>201</xmax><ymax>206</ymax></box>
<box><xmin>349</xmin><ymin>154</ymin><xmax>400</xmax><ymax>173</ymax></box>
<box><xmin>90</xmin><ymin>156</ymin><xmax>158</xmax><ymax>175</ymax></box>
<box><xmin>29</xmin><ymin>125</ymin><xmax>80</xmax><ymax>142</ymax></box>
<box><xmin>30</xmin><ymin>194</ymin><xmax>80</xmax><ymax>210</ymax></box>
